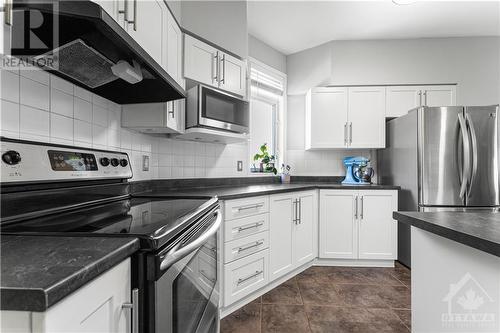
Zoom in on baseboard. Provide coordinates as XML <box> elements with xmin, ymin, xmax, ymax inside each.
<box><xmin>314</xmin><ymin>258</ymin><xmax>395</xmax><ymax>267</ymax></box>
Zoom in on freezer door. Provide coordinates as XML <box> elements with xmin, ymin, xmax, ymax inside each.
<box><xmin>465</xmin><ymin>105</ymin><xmax>500</xmax><ymax>206</ymax></box>
<box><xmin>418</xmin><ymin>106</ymin><xmax>466</xmax><ymax>206</ymax></box>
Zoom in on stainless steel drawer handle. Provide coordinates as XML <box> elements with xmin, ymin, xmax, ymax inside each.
<box><xmin>200</xmin><ymin>269</ymin><xmax>216</xmax><ymax>283</ymax></box>
<box><xmin>122</xmin><ymin>288</ymin><xmax>139</xmax><ymax>333</ymax></box>
<box><xmin>237</xmin><ymin>222</ymin><xmax>263</xmax><ymax>232</ymax></box>
<box><xmin>237</xmin><ymin>204</ymin><xmax>264</xmax><ymax>211</ymax></box>
<box><xmin>237</xmin><ymin>241</ymin><xmax>264</xmax><ymax>253</ymax></box>
<box><xmin>360</xmin><ymin>196</ymin><xmax>364</xmax><ymax>220</ymax></box>
<box><xmin>237</xmin><ymin>270</ymin><xmax>263</xmax><ymax>285</ymax></box>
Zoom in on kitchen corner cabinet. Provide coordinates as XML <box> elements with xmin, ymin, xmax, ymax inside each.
<box><xmin>1</xmin><ymin>259</ymin><xmax>133</xmax><ymax>333</ymax></box>
<box><xmin>162</xmin><ymin>4</ymin><xmax>184</xmax><ymax>88</ymax></box>
<box><xmin>319</xmin><ymin>190</ymin><xmax>397</xmax><ymax>260</ymax></box>
<box><xmin>386</xmin><ymin>85</ymin><xmax>457</xmax><ymax>117</ymax></box>
<box><xmin>184</xmin><ymin>34</ymin><xmax>247</xmax><ymax>97</ymax></box>
<box><xmin>122</xmin><ymin>99</ymin><xmax>185</xmax><ymax>133</ymax></box>
<box><xmin>305</xmin><ymin>86</ymin><xmax>385</xmax><ymax>149</ymax></box>
<box><xmin>269</xmin><ymin>191</ymin><xmax>317</xmax><ymax>281</ymax></box>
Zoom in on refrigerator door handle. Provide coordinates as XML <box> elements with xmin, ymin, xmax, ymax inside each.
<box><xmin>458</xmin><ymin>113</ymin><xmax>471</xmax><ymax>199</ymax></box>
<box><xmin>465</xmin><ymin>113</ymin><xmax>478</xmax><ymax>192</ymax></box>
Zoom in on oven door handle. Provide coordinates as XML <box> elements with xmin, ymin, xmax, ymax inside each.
<box><xmin>160</xmin><ymin>209</ymin><xmax>221</xmax><ymax>270</ymax></box>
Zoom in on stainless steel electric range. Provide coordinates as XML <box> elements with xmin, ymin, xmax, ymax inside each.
<box><xmin>0</xmin><ymin>137</ymin><xmax>220</xmax><ymax>333</ymax></box>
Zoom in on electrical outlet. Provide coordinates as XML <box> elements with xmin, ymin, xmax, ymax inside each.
<box><xmin>142</xmin><ymin>155</ymin><xmax>150</xmax><ymax>171</ymax></box>
<box><xmin>237</xmin><ymin>160</ymin><xmax>243</xmax><ymax>172</ymax></box>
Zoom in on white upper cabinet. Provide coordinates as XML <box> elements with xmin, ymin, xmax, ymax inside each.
<box><xmin>422</xmin><ymin>85</ymin><xmax>456</xmax><ymax>107</ymax></box>
<box><xmin>305</xmin><ymin>86</ymin><xmax>385</xmax><ymax>149</ymax></box>
<box><xmin>162</xmin><ymin>5</ymin><xmax>184</xmax><ymax>88</ymax></box>
<box><xmin>386</xmin><ymin>85</ymin><xmax>457</xmax><ymax>117</ymax></box>
<box><xmin>305</xmin><ymin>87</ymin><xmax>348</xmax><ymax>149</ymax></box>
<box><xmin>126</xmin><ymin>0</ymin><xmax>164</xmax><ymax>67</ymax></box>
<box><xmin>348</xmin><ymin>86</ymin><xmax>386</xmax><ymax>148</ymax></box>
<box><xmin>184</xmin><ymin>34</ymin><xmax>247</xmax><ymax>97</ymax></box>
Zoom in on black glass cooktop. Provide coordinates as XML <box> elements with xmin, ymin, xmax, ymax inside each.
<box><xmin>0</xmin><ymin>197</ymin><xmax>215</xmax><ymax>250</ymax></box>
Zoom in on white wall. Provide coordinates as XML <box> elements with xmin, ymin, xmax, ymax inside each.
<box><xmin>181</xmin><ymin>1</ymin><xmax>248</xmax><ymax>58</ymax></box>
<box><xmin>285</xmin><ymin>36</ymin><xmax>500</xmax><ymax>178</ymax></box>
<box><xmin>248</xmin><ymin>35</ymin><xmax>287</xmax><ymax>73</ymax></box>
<box><xmin>0</xmin><ymin>68</ymin><xmax>249</xmax><ymax>182</ymax></box>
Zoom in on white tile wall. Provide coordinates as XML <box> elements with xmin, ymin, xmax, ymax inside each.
<box><xmin>0</xmin><ymin>69</ymin><xmax>250</xmax><ymax>181</ymax></box>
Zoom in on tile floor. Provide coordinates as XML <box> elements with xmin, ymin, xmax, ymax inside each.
<box><xmin>220</xmin><ymin>264</ymin><xmax>411</xmax><ymax>333</ymax></box>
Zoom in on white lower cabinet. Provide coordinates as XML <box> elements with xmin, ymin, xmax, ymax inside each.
<box><xmin>319</xmin><ymin>190</ymin><xmax>398</xmax><ymax>260</ymax></box>
<box><xmin>1</xmin><ymin>259</ymin><xmax>133</xmax><ymax>333</ymax></box>
<box><xmin>269</xmin><ymin>191</ymin><xmax>317</xmax><ymax>281</ymax></box>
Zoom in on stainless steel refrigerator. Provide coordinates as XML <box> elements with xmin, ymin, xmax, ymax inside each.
<box><xmin>378</xmin><ymin>105</ymin><xmax>499</xmax><ymax>267</ymax></box>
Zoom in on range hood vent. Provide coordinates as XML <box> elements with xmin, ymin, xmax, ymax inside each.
<box><xmin>10</xmin><ymin>1</ymin><xmax>185</xmax><ymax>104</ymax></box>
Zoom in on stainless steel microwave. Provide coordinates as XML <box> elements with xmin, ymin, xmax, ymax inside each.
<box><xmin>186</xmin><ymin>85</ymin><xmax>249</xmax><ymax>134</ymax></box>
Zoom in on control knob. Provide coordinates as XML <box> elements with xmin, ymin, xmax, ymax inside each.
<box><xmin>100</xmin><ymin>157</ymin><xmax>110</xmax><ymax>166</ymax></box>
<box><xmin>2</xmin><ymin>150</ymin><xmax>21</xmax><ymax>165</ymax></box>
<box><xmin>119</xmin><ymin>159</ymin><xmax>128</xmax><ymax>167</ymax></box>
<box><xmin>110</xmin><ymin>158</ymin><xmax>120</xmax><ymax>167</ymax></box>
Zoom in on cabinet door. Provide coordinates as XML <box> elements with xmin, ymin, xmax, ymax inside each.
<box><xmin>348</xmin><ymin>86</ymin><xmax>386</xmax><ymax>148</ymax></box>
<box><xmin>305</xmin><ymin>87</ymin><xmax>348</xmax><ymax>149</ymax></box>
<box><xmin>294</xmin><ymin>191</ymin><xmax>317</xmax><ymax>266</ymax></box>
<box><xmin>269</xmin><ymin>193</ymin><xmax>294</xmax><ymax>281</ymax></box>
<box><xmin>184</xmin><ymin>34</ymin><xmax>218</xmax><ymax>87</ymax></box>
<box><xmin>422</xmin><ymin>85</ymin><xmax>456</xmax><ymax>107</ymax></box>
<box><xmin>219</xmin><ymin>53</ymin><xmax>246</xmax><ymax>97</ymax></box>
<box><xmin>36</xmin><ymin>259</ymin><xmax>131</xmax><ymax>333</ymax></box>
<box><xmin>357</xmin><ymin>190</ymin><xmax>398</xmax><ymax>260</ymax></box>
<box><xmin>163</xmin><ymin>7</ymin><xmax>184</xmax><ymax>87</ymax></box>
<box><xmin>319</xmin><ymin>190</ymin><xmax>358</xmax><ymax>259</ymax></box>
<box><xmin>126</xmin><ymin>0</ymin><xmax>163</xmax><ymax>66</ymax></box>
<box><xmin>386</xmin><ymin>86</ymin><xmax>421</xmax><ymax>118</ymax></box>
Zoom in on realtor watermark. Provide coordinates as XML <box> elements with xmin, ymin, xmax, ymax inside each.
<box><xmin>441</xmin><ymin>272</ymin><xmax>497</xmax><ymax>331</ymax></box>
<box><xmin>1</xmin><ymin>1</ymin><xmax>59</xmax><ymax>71</ymax></box>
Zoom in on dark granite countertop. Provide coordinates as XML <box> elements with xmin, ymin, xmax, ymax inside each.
<box><xmin>1</xmin><ymin>236</ymin><xmax>140</xmax><ymax>312</ymax></box>
<box><xmin>136</xmin><ymin>182</ymin><xmax>400</xmax><ymax>200</ymax></box>
<box><xmin>393</xmin><ymin>211</ymin><xmax>500</xmax><ymax>257</ymax></box>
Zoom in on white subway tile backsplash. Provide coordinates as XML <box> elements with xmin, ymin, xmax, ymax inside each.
<box><xmin>74</xmin><ymin>86</ymin><xmax>92</xmax><ymax>102</ymax></box>
<box><xmin>1</xmin><ymin>70</ymin><xmax>20</xmax><ymax>103</ymax></box>
<box><xmin>92</xmin><ymin>94</ymin><xmax>108</xmax><ymax>108</ymax></box>
<box><xmin>20</xmin><ymin>105</ymin><xmax>49</xmax><ymax>138</ymax></box>
<box><xmin>20</xmin><ymin>77</ymin><xmax>49</xmax><ymax>111</ymax></box>
<box><xmin>1</xmin><ymin>99</ymin><xmax>20</xmax><ymax>135</ymax></box>
<box><xmin>51</xmin><ymin>76</ymin><xmax>73</xmax><ymax>95</ymax></box>
<box><xmin>20</xmin><ymin>69</ymin><xmax>49</xmax><ymax>85</ymax></box>
<box><xmin>74</xmin><ymin>97</ymin><xmax>92</xmax><ymax>122</ymax></box>
<box><xmin>50</xmin><ymin>88</ymin><xmax>73</xmax><ymax>117</ymax></box>
<box><xmin>107</xmin><ymin>129</ymin><xmax>120</xmax><ymax>148</ymax></box>
<box><xmin>74</xmin><ymin>120</ymin><xmax>92</xmax><ymax>143</ymax></box>
<box><xmin>92</xmin><ymin>104</ymin><xmax>108</xmax><ymax>126</ymax></box>
<box><xmin>120</xmin><ymin>129</ymin><xmax>132</xmax><ymax>150</ymax></box>
<box><xmin>50</xmin><ymin>113</ymin><xmax>73</xmax><ymax>141</ymax></box>
<box><xmin>92</xmin><ymin>124</ymin><xmax>107</xmax><ymax>147</ymax></box>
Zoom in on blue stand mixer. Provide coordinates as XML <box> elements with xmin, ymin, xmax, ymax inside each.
<box><xmin>342</xmin><ymin>156</ymin><xmax>374</xmax><ymax>185</ymax></box>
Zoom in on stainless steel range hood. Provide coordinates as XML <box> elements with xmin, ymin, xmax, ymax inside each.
<box><xmin>9</xmin><ymin>0</ymin><xmax>185</xmax><ymax>104</ymax></box>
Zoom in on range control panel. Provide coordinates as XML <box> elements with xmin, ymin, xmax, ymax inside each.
<box><xmin>1</xmin><ymin>138</ymin><xmax>132</xmax><ymax>183</ymax></box>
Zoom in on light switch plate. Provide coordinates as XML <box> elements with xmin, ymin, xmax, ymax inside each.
<box><xmin>142</xmin><ymin>155</ymin><xmax>150</xmax><ymax>171</ymax></box>
<box><xmin>237</xmin><ymin>160</ymin><xmax>243</xmax><ymax>172</ymax></box>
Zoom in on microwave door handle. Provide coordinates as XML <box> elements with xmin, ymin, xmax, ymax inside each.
<box><xmin>458</xmin><ymin>113</ymin><xmax>471</xmax><ymax>199</ymax></box>
<box><xmin>160</xmin><ymin>209</ymin><xmax>221</xmax><ymax>270</ymax></box>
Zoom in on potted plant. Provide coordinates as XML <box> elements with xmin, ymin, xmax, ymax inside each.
<box><xmin>253</xmin><ymin>143</ymin><xmax>277</xmax><ymax>174</ymax></box>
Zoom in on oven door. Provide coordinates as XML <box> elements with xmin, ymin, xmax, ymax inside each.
<box><xmin>198</xmin><ymin>86</ymin><xmax>249</xmax><ymax>133</ymax></box>
<box><xmin>154</xmin><ymin>208</ymin><xmax>221</xmax><ymax>333</ymax></box>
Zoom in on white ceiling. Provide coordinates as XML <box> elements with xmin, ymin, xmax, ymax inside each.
<box><xmin>247</xmin><ymin>1</ymin><xmax>500</xmax><ymax>55</ymax></box>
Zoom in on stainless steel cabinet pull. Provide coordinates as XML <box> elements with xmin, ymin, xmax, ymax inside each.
<box><xmin>237</xmin><ymin>241</ymin><xmax>264</xmax><ymax>253</ymax></box>
<box><xmin>126</xmin><ymin>0</ymin><xmax>137</xmax><ymax>30</ymax></box>
<box><xmin>200</xmin><ymin>270</ymin><xmax>216</xmax><ymax>283</ymax></box>
<box><xmin>293</xmin><ymin>199</ymin><xmax>298</xmax><ymax>224</ymax></box>
<box><xmin>423</xmin><ymin>91</ymin><xmax>427</xmax><ymax>106</ymax></box>
<box><xmin>237</xmin><ymin>270</ymin><xmax>263</xmax><ymax>285</ymax></box>
<box><xmin>349</xmin><ymin>122</ymin><xmax>353</xmax><ymax>144</ymax></box>
<box><xmin>213</xmin><ymin>52</ymin><xmax>219</xmax><ymax>83</ymax></box>
<box><xmin>418</xmin><ymin>91</ymin><xmax>422</xmax><ymax>106</ymax></box>
<box><xmin>298</xmin><ymin>198</ymin><xmax>302</xmax><ymax>224</ymax></box>
<box><xmin>237</xmin><ymin>204</ymin><xmax>264</xmax><ymax>211</ymax></box>
<box><xmin>237</xmin><ymin>222</ymin><xmax>263</xmax><ymax>232</ymax></box>
<box><xmin>344</xmin><ymin>122</ymin><xmax>348</xmax><ymax>145</ymax></box>
<box><xmin>354</xmin><ymin>196</ymin><xmax>358</xmax><ymax>219</ymax></box>
<box><xmin>122</xmin><ymin>288</ymin><xmax>139</xmax><ymax>333</ymax></box>
<box><xmin>167</xmin><ymin>102</ymin><xmax>175</xmax><ymax>118</ymax></box>
<box><xmin>360</xmin><ymin>196</ymin><xmax>364</xmax><ymax>220</ymax></box>
<box><xmin>4</xmin><ymin>0</ymin><xmax>12</xmax><ymax>25</ymax></box>
<box><xmin>220</xmin><ymin>54</ymin><xmax>226</xmax><ymax>84</ymax></box>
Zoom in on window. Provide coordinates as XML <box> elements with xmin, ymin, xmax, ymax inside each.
<box><xmin>248</xmin><ymin>59</ymin><xmax>286</xmax><ymax>173</ymax></box>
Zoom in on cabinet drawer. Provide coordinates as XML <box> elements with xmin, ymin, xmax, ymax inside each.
<box><xmin>223</xmin><ymin>249</ymin><xmax>269</xmax><ymax>306</ymax></box>
<box><xmin>224</xmin><ymin>213</ymin><xmax>269</xmax><ymax>242</ymax></box>
<box><xmin>224</xmin><ymin>196</ymin><xmax>269</xmax><ymax>220</ymax></box>
<box><xmin>224</xmin><ymin>231</ymin><xmax>269</xmax><ymax>264</ymax></box>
